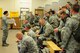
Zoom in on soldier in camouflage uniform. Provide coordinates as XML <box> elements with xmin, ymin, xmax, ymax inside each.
<box><xmin>2</xmin><ymin>11</ymin><xmax>9</xmax><ymax>46</ymax></box>
<box><xmin>28</xmin><ymin>12</ymin><xmax>35</xmax><ymax>25</ymax></box>
<box><xmin>38</xmin><ymin>18</ymin><xmax>55</xmax><ymax>47</ymax></box>
<box><xmin>48</xmin><ymin>11</ymin><xmax>59</xmax><ymax>44</ymax></box>
<box><xmin>60</xmin><ymin>4</ymin><xmax>80</xmax><ymax>53</ymax></box>
<box><xmin>43</xmin><ymin>12</ymin><xmax>50</xmax><ymax>23</ymax></box>
<box><xmin>21</xmin><ymin>20</ymin><xmax>29</xmax><ymax>34</ymax></box>
<box><xmin>24</xmin><ymin>23</ymin><xmax>37</xmax><ymax>42</ymax></box>
<box><xmin>22</xmin><ymin>20</ymin><xmax>28</xmax><ymax>29</ymax></box>
<box><xmin>34</xmin><ymin>14</ymin><xmax>40</xmax><ymax>26</ymax></box>
<box><xmin>49</xmin><ymin>10</ymin><xmax>59</xmax><ymax>28</ymax></box>
<box><xmin>16</xmin><ymin>32</ymin><xmax>39</xmax><ymax>53</ymax></box>
<box><xmin>54</xmin><ymin>11</ymin><xmax>70</xmax><ymax>43</ymax></box>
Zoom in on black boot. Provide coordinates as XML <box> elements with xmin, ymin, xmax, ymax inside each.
<box><xmin>2</xmin><ymin>41</ymin><xmax>9</xmax><ymax>47</ymax></box>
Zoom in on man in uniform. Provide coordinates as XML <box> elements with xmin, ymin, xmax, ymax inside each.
<box><xmin>2</xmin><ymin>11</ymin><xmax>9</xmax><ymax>46</ymax></box>
<box><xmin>54</xmin><ymin>11</ymin><xmax>70</xmax><ymax>43</ymax></box>
<box><xmin>44</xmin><ymin>12</ymin><xmax>50</xmax><ymax>22</ymax></box>
<box><xmin>49</xmin><ymin>10</ymin><xmax>59</xmax><ymax>28</ymax></box>
<box><xmin>66</xmin><ymin>2</ymin><xmax>72</xmax><ymax>15</ymax></box>
<box><xmin>61</xmin><ymin>4</ymin><xmax>80</xmax><ymax>53</ymax></box>
<box><xmin>22</xmin><ymin>20</ymin><xmax>28</xmax><ymax>29</ymax></box>
<box><xmin>28</xmin><ymin>12</ymin><xmax>34</xmax><ymax>25</ymax></box>
<box><xmin>23</xmin><ymin>23</ymin><xmax>37</xmax><ymax>42</ymax></box>
<box><xmin>34</xmin><ymin>14</ymin><xmax>40</xmax><ymax>26</ymax></box>
<box><xmin>16</xmin><ymin>32</ymin><xmax>39</xmax><ymax>53</ymax></box>
<box><xmin>38</xmin><ymin>18</ymin><xmax>55</xmax><ymax>48</ymax></box>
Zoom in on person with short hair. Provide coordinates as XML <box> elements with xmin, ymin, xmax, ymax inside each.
<box><xmin>54</xmin><ymin>11</ymin><xmax>70</xmax><ymax>44</ymax></box>
<box><xmin>61</xmin><ymin>4</ymin><xmax>80</xmax><ymax>53</ymax></box>
<box><xmin>28</xmin><ymin>12</ymin><xmax>35</xmax><ymax>25</ymax></box>
<box><xmin>2</xmin><ymin>11</ymin><xmax>9</xmax><ymax>47</ymax></box>
<box><xmin>44</xmin><ymin>12</ymin><xmax>51</xmax><ymax>22</ymax></box>
<box><xmin>16</xmin><ymin>32</ymin><xmax>39</xmax><ymax>53</ymax></box>
<box><xmin>34</xmin><ymin>14</ymin><xmax>40</xmax><ymax>26</ymax></box>
<box><xmin>23</xmin><ymin>23</ymin><xmax>37</xmax><ymax>42</ymax></box>
<box><xmin>38</xmin><ymin>18</ymin><xmax>55</xmax><ymax>48</ymax></box>
<box><xmin>66</xmin><ymin>2</ymin><xmax>72</xmax><ymax>16</ymax></box>
<box><xmin>49</xmin><ymin>10</ymin><xmax>59</xmax><ymax>28</ymax></box>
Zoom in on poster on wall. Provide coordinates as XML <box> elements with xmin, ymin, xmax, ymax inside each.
<box><xmin>10</xmin><ymin>11</ymin><xmax>19</xmax><ymax>18</ymax></box>
<box><xmin>0</xmin><ymin>8</ymin><xmax>2</xmax><ymax>18</ymax></box>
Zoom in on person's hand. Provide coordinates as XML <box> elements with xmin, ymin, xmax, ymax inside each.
<box><xmin>61</xmin><ymin>48</ymin><xmax>66</xmax><ymax>53</ymax></box>
<box><xmin>61</xmin><ymin>48</ymin><xmax>64</xmax><ymax>52</ymax></box>
<box><xmin>54</xmin><ymin>28</ymin><xmax>58</xmax><ymax>33</ymax></box>
<box><xmin>14</xmin><ymin>23</ymin><xmax>16</xmax><ymax>26</ymax></box>
<box><xmin>36</xmin><ymin>30</ymin><xmax>40</xmax><ymax>34</ymax></box>
<box><xmin>16</xmin><ymin>40</ymin><xmax>20</xmax><ymax>43</ymax></box>
<box><xmin>36</xmin><ymin>34</ymin><xmax>40</xmax><ymax>37</ymax></box>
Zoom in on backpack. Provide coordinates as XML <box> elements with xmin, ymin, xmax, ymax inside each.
<box><xmin>73</xmin><ymin>22</ymin><xmax>80</xmax><ymax>43</ymax></box>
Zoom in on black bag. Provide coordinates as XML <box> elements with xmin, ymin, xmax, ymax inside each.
<box><xmin>73</xmin><ymin>23</ymin><xmax>80</xmax><ymax>43</ymax></box>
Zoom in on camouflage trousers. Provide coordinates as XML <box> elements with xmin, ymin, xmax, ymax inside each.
<box><xmin>2</xmin><ymin>29</ymin><xmax>8</xmax><ymax>44</ymax></box>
